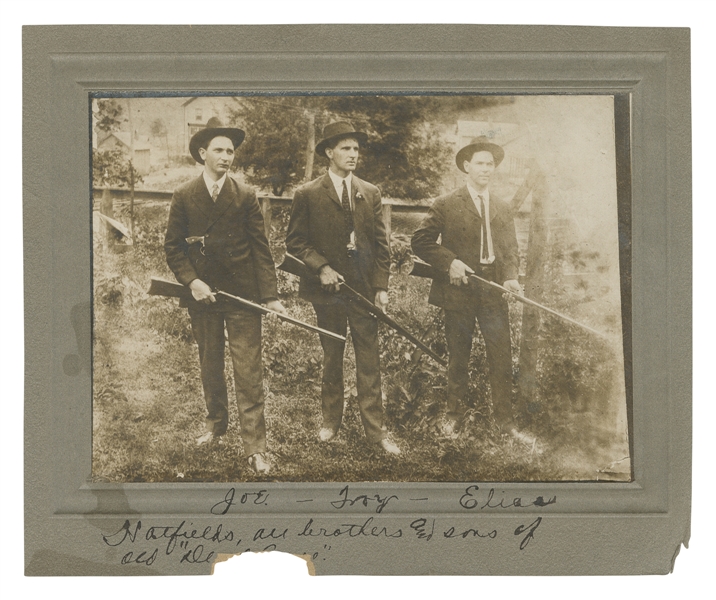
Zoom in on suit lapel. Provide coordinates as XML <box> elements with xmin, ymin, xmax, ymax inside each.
<box><xmin>488</xmin><ymin>193</ymin><xmax>503</xmax><ymax>224</ymax></box>
<box><xmin>208</xmin><ymin>177</ymin><xmax>236</xmax><ymax>228</ymax></box>
<box><xmin>461</xmin><ymin>186</ymin><xmax>482</xmax><ymax>223</ymax></box>
<box><xmin>321</xmin><ymin>173</ymin><xmax>343</xmax><ymax>208</ymax></box>
<box><xmin>352</xmin><ymin>176</ymin><xmax>364</xmax><ymax>207</ymax></box>
<box><xmin>189</xmin><ymin>176</ymin><xmax>215</xmax><ymax>220</ymax></box>
<box><xmin>351</xmin><ymin>177</ymin><xmax>367</xmax><ymax>233</ymax></box>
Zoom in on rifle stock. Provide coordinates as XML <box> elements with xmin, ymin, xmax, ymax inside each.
<box><xmin>147</xmin><ymin>277</ymin><xmax>346</xmax><ymax>342</ymax></box>
<box><xmin>278</xmin><ymin>253</ymin><xmax>447</xmax><ymax>367</ymax></box>
<box><xmin>409</xmin><ymin>257</ymin><xmax>610</xmax><ymax>340</ymax></box>
<box><xmin>147</xmin><ymin>277</ymin><xmax>194</xmax><ymax>302</ymax></box>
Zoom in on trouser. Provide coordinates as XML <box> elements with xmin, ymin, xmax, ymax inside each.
<box><xmin>443</xmin><ymin>274</ymin><xmax>515</xmax><ymax>429</ymax></box>
<box><xmin>188</xmin><ymin>307</ymin><xmax>266</xmax><ymax>456</ymax></box>
<box><xmin>313</xmin><ymin>299</ymin><xmax>386</xmax><ymax>443</ymax></box>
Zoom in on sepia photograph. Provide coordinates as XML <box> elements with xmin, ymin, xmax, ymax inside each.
<box><xmin>91</xmin><ymin>93</ymin><xmax>631</xmax><ymax>484</ymax></box>
<box><xmin>22</xmin><ymin>20</ymin><xmax>694</xmax><ymax>580</ymax></box>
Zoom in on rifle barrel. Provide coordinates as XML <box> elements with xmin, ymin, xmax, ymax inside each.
<box><xmin>466</xmin><ymin>273</ymin><xmax>609</xmax><ymax>340</ymax></box>
<box><xmin>410</xmin><ymin>258</ymin><xmax>610</xmax><ymax>341</ymax></box>
<box><xmin>215</xmin><ymin>290</ymin><xmax>346</xmax><ymax>342</ymax></box>
<box><xmin>147</xmin><ymin>277</ymin><xmax>346</xmax><ymax>342</ymax></box>
<box><xmin>279</xmin><ymin>253</ymin><xmax>447</xmax><ymax>367</ymax></box>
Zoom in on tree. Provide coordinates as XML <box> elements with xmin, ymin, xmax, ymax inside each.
<box><xmin>150</xmin><ymin>117</ymin><xmax>170</xmax><ymax>162</ymax></box>
<box><xmin>92</xmin><ymin>99</ymin><xmax>142</xmax><ymax>238</ymax></box>
<box><xmin>92</xmin><ymin>148</ymin><xmax>142</xmax><ymax>189</ymax></box>
<box><xmin>92</xmin><ymin>98</ymin><xmax>143</xmax><ymax>191</ymax></box>
<box><xmin>228</xmin><ymin>97</ymin><xmax>328</xmax><ymax>196</ymax></box>
<box><xmin>230</xmin><ymin>96</ymin><xmax>458</xmax><ymax>200</ymax></box>
<box><xmin>323</xmin><ymin>96</ymin><xmax>453</xmax><ymax>199</ymax></box>
<box><xmin>93</xmin><ymin>99</ymin><xmax>125</xmax><ymax>134</ymax></box>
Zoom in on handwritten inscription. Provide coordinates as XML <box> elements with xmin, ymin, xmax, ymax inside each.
<box><xmin>210</xmin><ymin>488</ymin><xmax>269</xmax><ymax>515</ymax></box>
<box><xmin>99</xmin><ymin>485</ymin><xmax>555</xmax><ymax>568</ymax></box>
<box><xmin>299</xmin><ymin>517</ymin><xmax>403</xmax><ymax>539</ymax></box>
<box><xmin>514</xmin><ymin>517</ymin><xmax>543</xmax><ymax>550</ymax></box>
<box><xmin>330</xmin><ymin>485</ymin><xmax>398</xmax><ymax>514</ymax></box>
<box><xmin>459</xmin><ymin>485</ymin><xmax>557</xmax><ymax>510</ymax></box>
<box><xmin>410</xmin><ymin>517</ymin><xmax>540</xmax><ymax>549</ymax></box>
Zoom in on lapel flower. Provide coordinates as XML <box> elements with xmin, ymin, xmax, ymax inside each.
<box><xmin>355</xmin><ymin>192</ymin><xmax>364</xmax><ymax>201</ymax></box>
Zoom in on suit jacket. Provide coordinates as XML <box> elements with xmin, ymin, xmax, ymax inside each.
<box><xmin>164</xmin><ymin>175</ymin><xmax>278</xmax><ymax>310</ymax></box>
<box><xmin>411</xmin><ymin>185</ymin><xmax>519</xmax><ymax>311</ymax></box>
<box><xmin>286</xmin><ymin>173</ymin><xmax>391</xmax><ymax>304</ymax></box>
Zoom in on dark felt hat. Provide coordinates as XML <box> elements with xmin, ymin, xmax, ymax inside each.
<box><xmin>315</xmin><ymin>121</ymin><xmax>368</xmax><ymax>158</ymax></box>
<box><xmin>189</xmin><ymin>117</ymin><xmax>245</xmax><ymax>164</ymax></box>
<box><xmin>455</xmin><ymin>136</ymin><xmax>505</xmax><ymax>173</ymax></box>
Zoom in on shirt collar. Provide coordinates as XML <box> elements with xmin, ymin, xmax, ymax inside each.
<box><xmin>466</xmin><ymin>182</ymin><xmax>489</xmax><ymax>204</ymax></box>
<box><xmin>203</xmin><ymin>171</ymin><xmax>228</xmax><ymax>196</ymax></box>
<box><xmin>328</xmin><ymin>168</ymin><xmax>352</xmax><ymax>195</ymax></box>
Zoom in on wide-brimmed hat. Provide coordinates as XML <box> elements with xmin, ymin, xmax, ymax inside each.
<box><xmin>189</xmin><ymin>117</ymin><xmax>245</xmax><ymax>164</ymax></box>
<box><xmin>315</xmin><ymin>121</ymin><xmax>368</xmax><ymax>158</ymax></box>
<box><xmin>455</xmin><ymin>136</ymin><xmax>505</xmax><ymax>173</ymax></box>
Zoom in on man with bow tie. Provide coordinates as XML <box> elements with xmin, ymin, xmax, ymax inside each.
<box><xmin>412</xmin><ymin>137</ymin><xmax>533</xmax><ymax>443</ymax></box>
<box><xmin>286</xmin><ymin>121</ymin><xmax>400</xmax><ymax>455</ymax></box>
<box><xmin>164</xmin><ymin>118</ymin><xmax>286</xmax><ymax>474</ymax></box>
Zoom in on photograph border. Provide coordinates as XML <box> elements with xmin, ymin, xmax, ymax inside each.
<box><xmin>24</xmin><ymin>24</ymin><xmax>691</xmax><ymax>575</ymax></box>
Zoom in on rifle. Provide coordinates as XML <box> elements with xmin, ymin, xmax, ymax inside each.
<box><xmin>410</xmin><ymin>257</ymin><xmax>610</xmax><ymax>340</ymax></box>
<box><xmin>278</xmin><ymin>253</ymin><xmax>447</xmax><ymax>367</ymax></box>
<box><xmin>147</xmin><ymin>277</ymin><xmax>346</xmax><ymax>343</ymax></box>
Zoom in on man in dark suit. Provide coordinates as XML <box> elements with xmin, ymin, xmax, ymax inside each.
<box><xmin>164</xmin><ymin>118</ymin><xmax>286</xmax><ymax>474</ymax></box>
<box><xmin>286</xmin><ymin>121</ymin><xmax>400</xmax><ymax>455</ymax></box>
<box><xmin>412</xmin><ymin>137</ymin><xmax>532</xmax><ymax>442</ymax></box>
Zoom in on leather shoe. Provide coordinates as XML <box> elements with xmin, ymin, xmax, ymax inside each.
<box><xmin>318</xmin><ymin>427</ymin><xmax>337</xmax><ymax>442</ymax></box>
<box><xmin>377</xmin><ymin>438</ymin><xmax>401</xmax><ymax>455</ymax></box>
<box><xmin>248</xmin><ymin>453</ymin><xmax>271</xmax><ymax>474</ymax></box>
<box><xmin>509</xmin><ymin>428</ymin><xmax>537</xmax><ymax>446</ymax></box>
<box><xmin>196</xmin><ymin>431</ymin><xmax>221</xmax><ymax>446</ymax></box>
<box><xmin>440</xmin><ymin>418</ymin><xmax>459</xmax><ymax>438</ymax></box>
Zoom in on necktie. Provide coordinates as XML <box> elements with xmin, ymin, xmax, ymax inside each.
<box><xmin>211</xmin><ymin>183</ymin><xmax>219</xmax><ymax>202</ymax></box>
<box><xmin>479</xmin><ymin>195</ymin><xmax>489</xmax><ymax>262</ymax></box>
<box><xmin>341</xmin><ymin>180</ymin><xmax>354</xmax><ymax>236</ymax></box>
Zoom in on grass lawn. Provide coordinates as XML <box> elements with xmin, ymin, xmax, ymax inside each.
<box><xmin>92</xmin><ymin>201</ymin><xmax>630</xmax><ymax>483</ymax></box>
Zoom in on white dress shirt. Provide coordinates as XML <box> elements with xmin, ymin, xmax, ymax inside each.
<box><xmin>203</xmin><ymin>171</ymin><xmax>227</xmax><ymax>200</ymax></box>
<box><xmin>466</xmin><ymin>183</ymin><xmax>495</xmax><ymax>264</ymax></box>
<box><xmin>328</xmin><ymin>169</ymin><xmax>353</xmax><ymax>210</ymax></box>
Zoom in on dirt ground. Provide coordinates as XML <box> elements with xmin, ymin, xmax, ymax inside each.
<box><xmin>92</xmin><ymin>202</ymin><xmax>631</xmax><ymax>483</ymax></box>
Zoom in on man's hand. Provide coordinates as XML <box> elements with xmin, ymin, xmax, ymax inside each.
<box><xmin>374</xmin><ymin>290</ymin><xmax>389</xmax><ymax>314</ymax></box>
<box><xmin>502</xmin><ymin>279</ymin><xmax>523</xmax><ymax>297</ymax></box>
<box><xmin>189</xmin><ymin>279</ymin><xmax>216</xmax><ymax>304</ymax></box>
<box><xmin>319</xmin><ymin>264</ymin><xmax>344</xmax><ymax>293</ymax></box>
<box><xmin>449</xmin><ymin>259</ymin><xmax>475</xmax><ymax>286</ymax></box>
<box><xmin>264</xmin><ymin>299</ymin><xmax>287</xmax><ymax>316</ymax></box>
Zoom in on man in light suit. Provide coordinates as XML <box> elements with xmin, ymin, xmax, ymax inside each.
<box><xmin>286</xmin><ymin>121</ymin><xmax>400</xmax><ymax>455</ymax></box>
<box><xmin>412</xmin><ymin>137</ymin><xmax>533</xmax><ymax>442</ymax></box>
<box><xmin>164</xmin><ymin>117</ymin><xmax>286</xmax><ymax>474</ymax></box>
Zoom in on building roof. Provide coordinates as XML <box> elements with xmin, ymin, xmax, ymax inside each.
<box><xmin>457</xmin><ymin>120</ymin><xmax>522</xmax><ymax>146</ymax></box>
<box><xmin>98</xmin><ymin>131</ymin><xmax>150</xmax><ymax>151</ymax></box>
<box><xmin>181</xmin><ymin>96</ymin><xmax>241</xmax><ymax>107</ymax></box>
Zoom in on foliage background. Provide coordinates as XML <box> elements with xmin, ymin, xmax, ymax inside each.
<box><xmin>93</xmin><ymin>208</ymin><xmax>627</xmax><ymax>483</ymax></box>
<box><xmin>92</xmin><ymin>95</ymin><xmax>630</xmax><ymax>483</ymax></box>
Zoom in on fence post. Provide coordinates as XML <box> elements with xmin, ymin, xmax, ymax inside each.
<box><xmin>516</xmin><ymin>170</ymin><xmax>548</xmax><ymax>419</ymax></box>
<box><xmin>260</xmin><ymin>196</ymin><xmax>273</xmax><ymax>240</ymax></box>
<box><xmin>100</xmin><ymin>187</ymin><xmax>113</xmax><ymax>251</ymax></box>
<box><xmin>382</xmin><ymin>202</ymin><xmax>392</xmax><ymax>246</ymax></box>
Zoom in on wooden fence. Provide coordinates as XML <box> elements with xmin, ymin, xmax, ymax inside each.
<box><xmin>92</xmin><ymin>187</ymin><xmax>432</xmax><ymax>241</ymax></box>
<box><xmin>93</xmin><ymin>177</ymin><xmax>605</xmax><ymax>418</ymax></box>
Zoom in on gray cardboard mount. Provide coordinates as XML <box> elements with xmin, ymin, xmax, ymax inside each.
<box><xmin>24</xmin><ymin>25</ymin><xmax>691</xmax><ymax>576</ymax></box>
